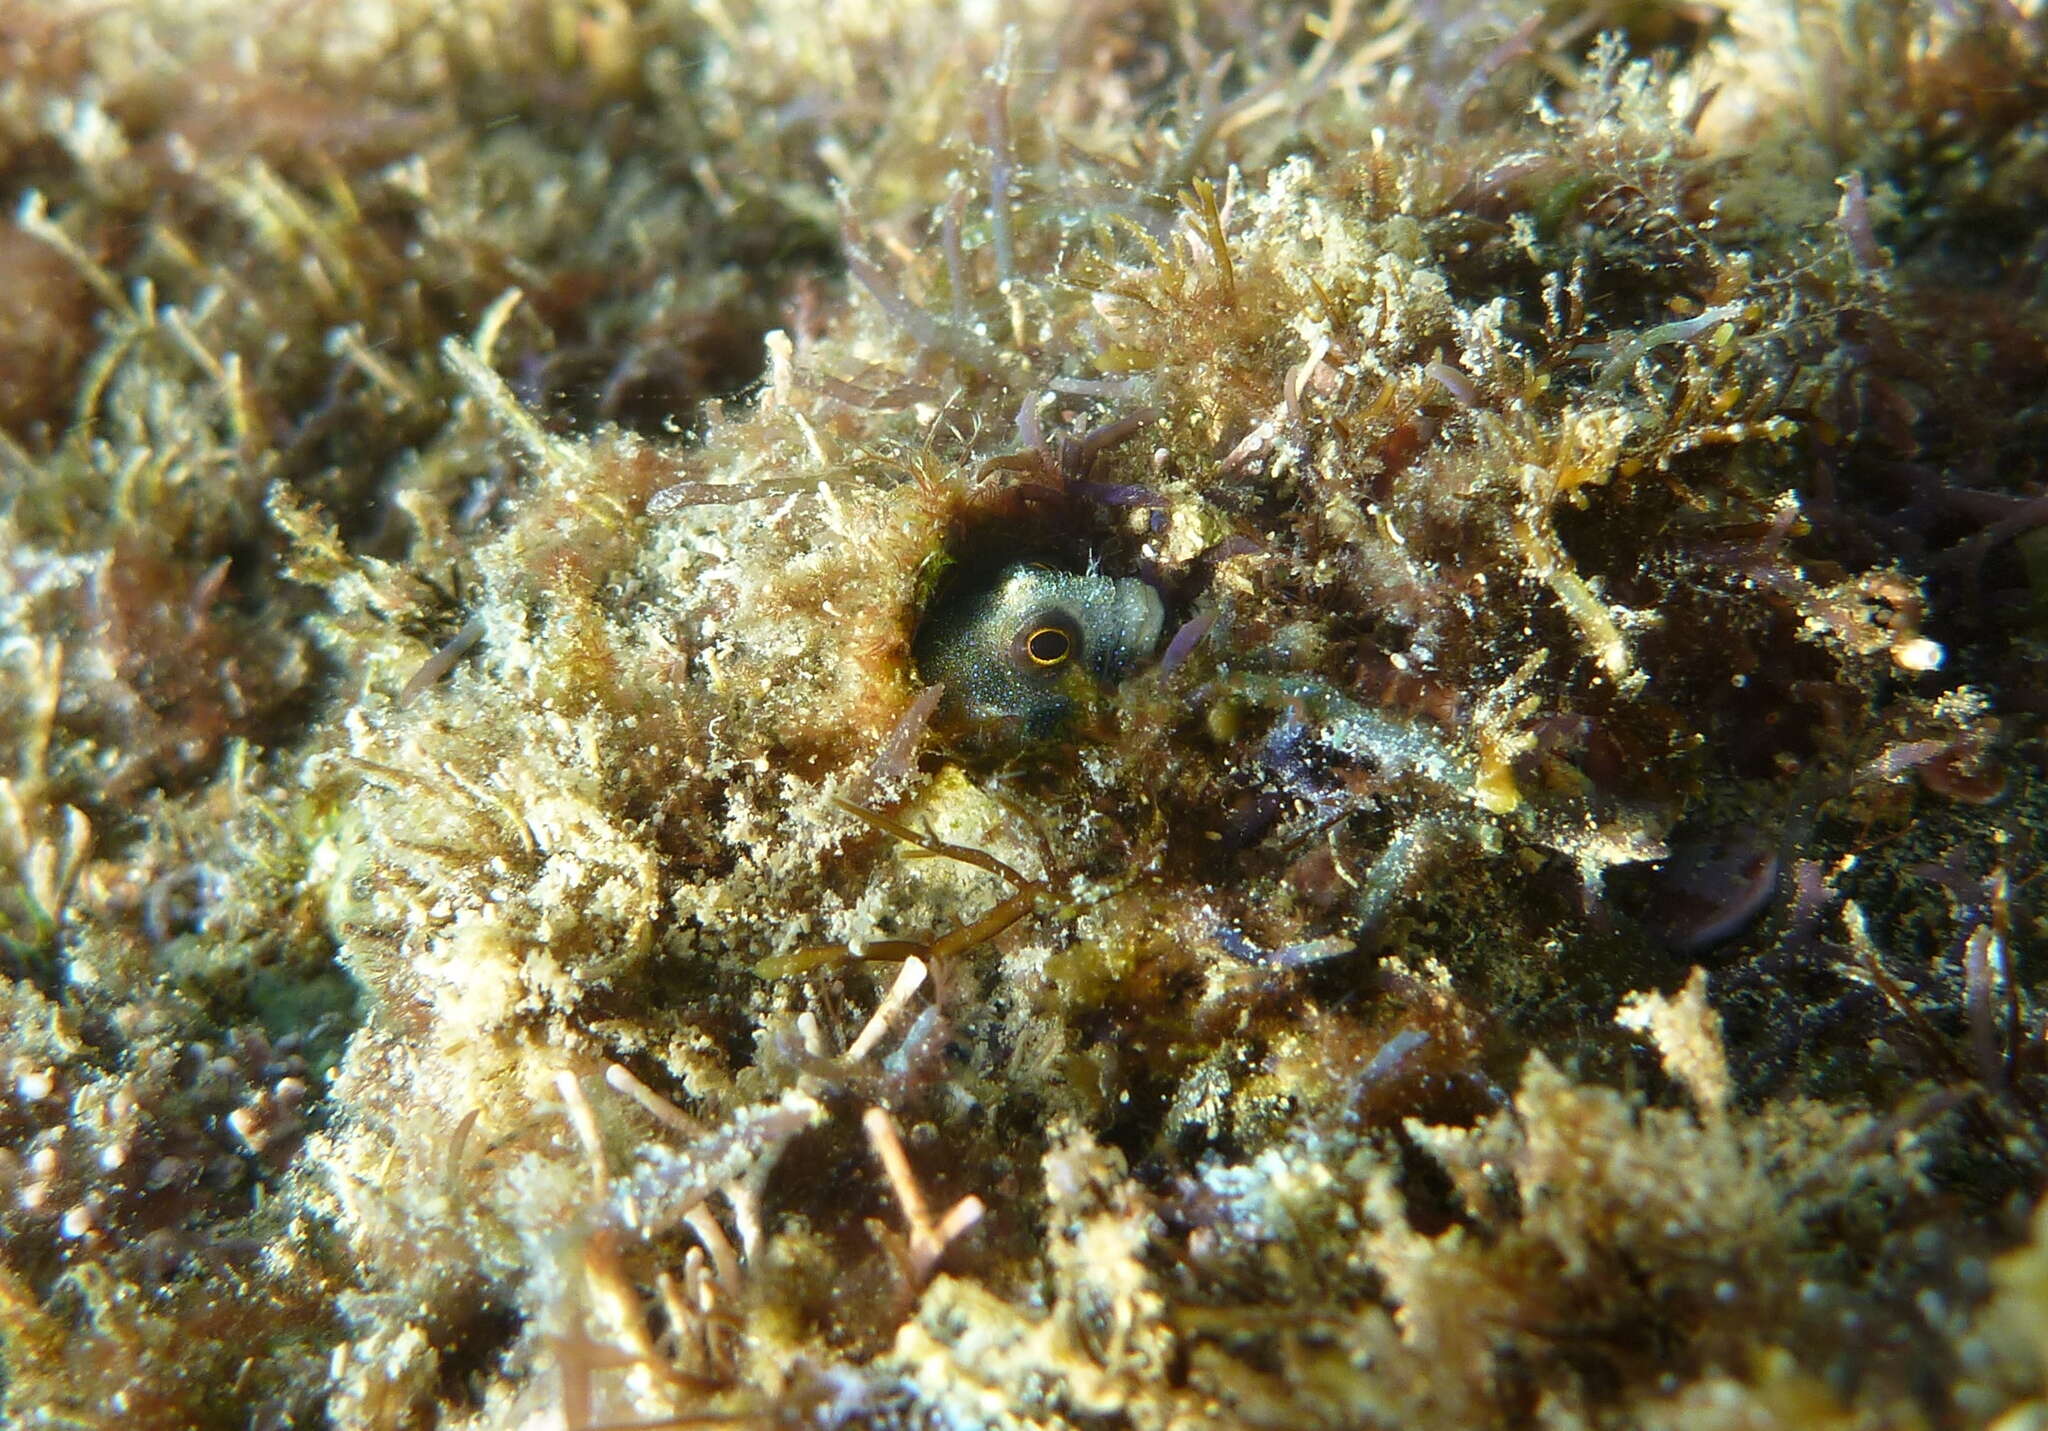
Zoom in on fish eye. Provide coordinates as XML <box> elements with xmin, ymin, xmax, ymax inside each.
<box><xmin>1025</xmin><ymin>627</ymin><xmax>1072</xmax><ymax>665</ymax></box>
<box><xmin>1012</xmin><ymin>614</ymin><xmax>1079</xmax><ymax>670</ymax></box>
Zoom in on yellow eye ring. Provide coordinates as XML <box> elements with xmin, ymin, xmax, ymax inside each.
<box><xmin>1023</xmin><ymin>626</ymin><xmax>1073</xmax><ymax>666</ymax></box>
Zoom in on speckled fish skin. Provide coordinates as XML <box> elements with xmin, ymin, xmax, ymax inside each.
<box><xmin>914</xmin><ymin>564</ymin><xmax>1166</xmax><ymax>736</ymax></box>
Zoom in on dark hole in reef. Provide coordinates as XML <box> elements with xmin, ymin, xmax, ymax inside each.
<box><xmin>911</xmin><ymin>483</ymin><xmax>1174</xmax><ymax>708</ymax></box>
<box><xmin>527</xmin><ymin>298</ymin><xmax>779</xmax><ymax>438</ymax></box>
<box><xmin>430</xmin><ymin>1289</ymin><xmax>525</xmax><ymax>1413</ymax></box>
<box><xmin>756</xmin><ymin>1117</ymin><xmax>908</xmax><ymax>1353</ymax></box>
<box><xmin>1093</xmin><ymin>1058</ymin><xmax>1180</xmax><ymax>1170</ymax></box>
<box><xmin>760</xmin><ymin>1119</ymin><xmax>895</xmax><ymax>1262</ymax></box>
<box><xmin>1388</xmin><ymin>1120</ymin><xmax>1476</xmax><ymax>1239</ymax></box>
<box><xmin>930</xmin><ymin>483</ymin><xmax>1149</xmax><ymax>603</ymax></box>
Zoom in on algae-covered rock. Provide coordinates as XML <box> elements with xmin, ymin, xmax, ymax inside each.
<box><xmin>1</xmin><ymin>0</ymin><xmax>2045</xmax><ymax>1426</ymax></box>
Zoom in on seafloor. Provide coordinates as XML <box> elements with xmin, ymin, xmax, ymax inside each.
<box><xmin>1</xmin><ymin>0</ymin><xmax>2046</xmax><ymax>1426</ymax></box>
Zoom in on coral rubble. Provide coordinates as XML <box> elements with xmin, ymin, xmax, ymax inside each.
<box><xmin>2</xmin><ymin>0</ymin><xmax>2046</xmax><ymax>1426</ymax></box>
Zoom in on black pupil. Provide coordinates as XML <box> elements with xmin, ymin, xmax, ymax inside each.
<box><xmin>1027</xmin><ymin>627</ymin><xmax>1070</xmax><ymax>664</ymax></box>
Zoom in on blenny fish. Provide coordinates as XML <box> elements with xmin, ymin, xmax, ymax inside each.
<box><xmin>913</xmin><ymin>563</ymin><xmax>1165</xmax><ymax>737</ymax></box>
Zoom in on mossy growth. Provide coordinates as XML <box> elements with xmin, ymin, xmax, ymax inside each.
<box><xmin>1</xmin><ymin>0</ymin><xmax>2046</xmax><ymax>1427</ymax></box>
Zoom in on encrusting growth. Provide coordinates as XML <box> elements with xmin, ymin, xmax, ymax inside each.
<box><xmin>0</xmin><ymin>0</ymin><xmax>2043</xmax><ymax>1427</ymax></box>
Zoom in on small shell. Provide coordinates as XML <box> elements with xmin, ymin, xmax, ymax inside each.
<box><xmin>913</xmin><ymin>563</ymin><xmax>1165</xmax><ymax>736</ymax></box>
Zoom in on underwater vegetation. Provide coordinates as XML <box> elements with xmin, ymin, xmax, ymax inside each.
<box><xmin>2</xmin><ymin>0</ymin><xmax>2048</xmax><ymax>1425</ymax></box>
